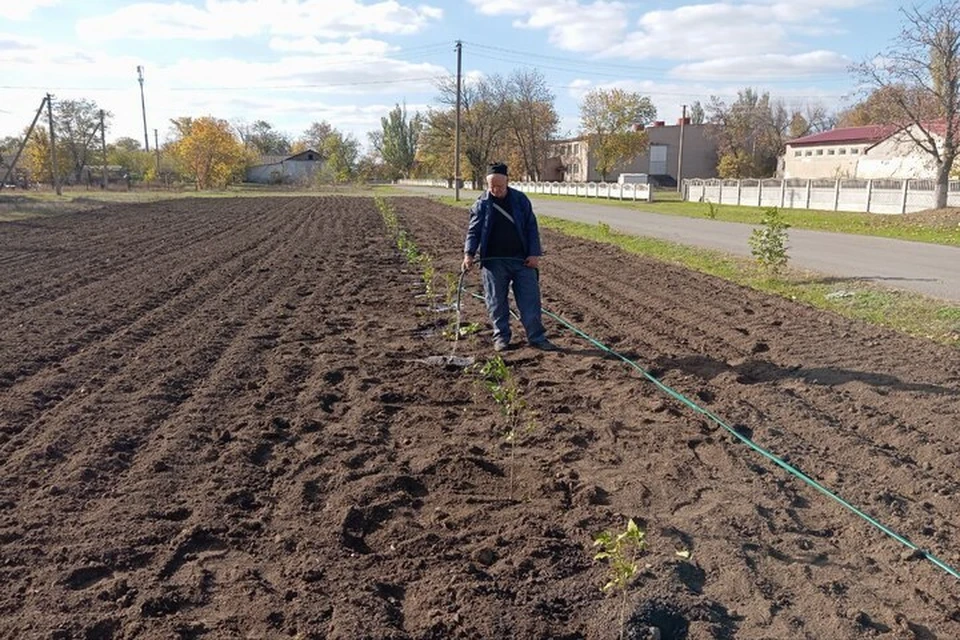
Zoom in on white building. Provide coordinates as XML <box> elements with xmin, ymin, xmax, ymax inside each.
<box><xmin>783</xmin><ymin>126</ymin><xmax>896</xmax><ymax>180</ymax></box>
<box><xmin>783</xmin><ymin>123</ymin><xmax>949</xmax><ymax>181</ymax></box>
<box><xmin>246</xmin><ymin>149</ymin><xmax>323</xmax><ymax>185</ymax></box>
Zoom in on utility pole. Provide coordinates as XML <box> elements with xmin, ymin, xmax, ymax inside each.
<box><xmin>677</xmin><ymin>104</ymin><xmax>686</xmax><ymax>193</ymax></box>
<box><xmin>0</xmin><ymin>96</ymin><xmax>47</xmax><ymax>189</ymax></box>
<box><xmin>99</xmin><ymin>110</ymin><xmax>108</xmax><ymax>189</ymax></box>
<box><xmin>46</xmin><ymin>93</ymin><xmax>61</xmax><ymax>196</ymax></box>
<box><xmin>454</xmin><ymin>40</ymin><xmax>462</xmax><ymax>202</ymax></box>
<box><xmin>137</xmin><ymin>65</ymin><xmax>149</xmax><ymax>151</ymax></box>
<box><xmin>154</xmin><ymin>128</ymin><xmax>160</xmax><ymax>180</ymax></box>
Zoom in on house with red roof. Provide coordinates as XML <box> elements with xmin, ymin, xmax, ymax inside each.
<box><xmin>784</xmin><ymin>122</ymin><xmax>957</xmax><ymax>180</ymax></box>
<box><xmin>783</xmin><ymin>125</ymin><xmax>898</xmax><ymax>179</ymax></box>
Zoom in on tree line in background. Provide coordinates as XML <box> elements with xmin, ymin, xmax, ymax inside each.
<box><xmin>0</xmin><ymin>84</ymin><xmax>916</xmax><ymax>190</ymax></box>
<box><xmin>1</xmin><ymin>1</ymin><xmax>957</xmax><ymax>202</ymax></box>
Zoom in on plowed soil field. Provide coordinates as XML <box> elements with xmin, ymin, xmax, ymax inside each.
<box><xmin>1</xmin><ymin>195</ymin><xmax>958</xmax><ymax>640</ymax></box>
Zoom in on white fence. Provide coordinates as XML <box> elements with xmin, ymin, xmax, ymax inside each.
<box><xmin>396</xmin><ymin>178</ymin><xmax>479</xmax><ymax>190</ymax></box>
<box><xmin>512</xmin><ymin>181</ymin><xmax>652</xmax><ymax>202</ymax></box>
<box><xmin>684</xmin><ymin>178</ymin><xmax>960</xmax><ymax>214</ymax></box>
<box><xmin>396</xmin><ymin>179</ymin><xmax>652</xmax><ymax>202</ymax></box>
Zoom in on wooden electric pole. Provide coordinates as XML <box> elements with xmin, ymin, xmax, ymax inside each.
<box><xmin>154</xmin><ymin>129</ymin><xmax>160</xmax><ymax>180</ymax></box>
<box><xmin>100</xmin><ymin>109</ymin><xmax>108</xmax><ymax>189</ymax></box>
<box><xmin>454</xmin><ymin>40</ymin><xmax>462</xmax><ymax>202</ymax></box>
<box><xmin>137</xmin><ymin>65</ymin><xmax>149</xmax><ymax>152</ymax></box>
<box><xmin>0</xmin><ymin>96</ymin><xmax>47</xmax><ymax>189</ymax></box>
<box><xmin>46</xmin><ymin>93</ymin><xmax>61</xmax><ymax>196</ymax></box>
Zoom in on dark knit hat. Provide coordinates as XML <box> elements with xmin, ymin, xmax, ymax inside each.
<box><xmin>488</xmin><ymin>162</ymin><xmax>508</xmax><ymax>176</ymax></box>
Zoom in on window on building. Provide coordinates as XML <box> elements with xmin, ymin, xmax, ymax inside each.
<box><xmin>851</xmin><ymin>148</ymin><xmax>860</xmax><ymax>155</ymax></box>
<box><xmin>794</xmin><ymin>150</ymin><xmax>801</xmax><ymax>157</ymax></box>
<box><xmin>816</xmin><ymin>149</ymin><xmax>823</xmax><ymax>155</ymax></box>
<box><xmin>805</xmin><ymin>150</ymin><xmax>812</xmax><ymax>156</ymax></box>
<box><xmin>573</xmin><ymin>143</ymin><xmax>580</xmax><ymax>154</ymax></box>
<box><xmin>839</xmin><ymin>149</ymin><xmax>847</xmax><ymax>155</ymax></box>
<box><xmin>827</xmin><ymin>149</ymin><xmax>835</xmax><ymax>155</ymax></box>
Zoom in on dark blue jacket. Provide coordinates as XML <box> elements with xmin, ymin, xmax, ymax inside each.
<box><xmin>463</xmin><ymin>187</ymin><xmax>543</xmax><ymax>259</ymax></box>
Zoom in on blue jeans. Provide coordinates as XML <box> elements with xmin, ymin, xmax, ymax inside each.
<box><xmin>480</xmin><ymin>258</ymin><xmax>546</xmax><ymax>345</ymax></box>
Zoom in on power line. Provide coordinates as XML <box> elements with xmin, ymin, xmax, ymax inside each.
<box><xmin>1</xmin><ymin>75</ymin><xmax>451</xmax><ymax>93</ymax></box>
<box><xmin>467</xmin><ymin>50</ymin><xmax>851</xmax><ymax>89</ymax></box>
<box><xmin>550</xmin><ymin>84</ymin><xmax>849</xmax><ymax>100</ymax></box>
<box><xmin>463</xmin><ymin>40</ymin><xmax>852</xmax><ymax>82</ymax></box>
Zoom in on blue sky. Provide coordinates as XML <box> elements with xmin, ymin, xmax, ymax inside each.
<box><xmin>0</xmin><ymin>0</ymin><xmax>903</xmax><ymax>151</ymax></box>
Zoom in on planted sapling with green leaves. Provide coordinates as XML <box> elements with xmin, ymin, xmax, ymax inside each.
<box><xmin>594</xmin><ymin>518</ymin><xmax>648</xmax><ymax>640</ymax></box>
<box><xmin>476</xmin><ymin>356</ymin><xmax>532</xmax><ymax>500</ymax></box>
<box><xmin>748</xmin><ymin>206</ymin><xmax>790</xmax><ymax>276</ymax></box>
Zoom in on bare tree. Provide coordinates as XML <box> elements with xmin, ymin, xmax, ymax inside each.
<box><xmin>689</xmin><ymin>100</ymin><xmax>706</xmax><ymax>125</ymax></box>
<box><xmin>708</xmin><ymin>89</ymin><xmax>784</xmax><ymax>177</ymax></box>
<box><xmin>856</xmin><ymin>0</ymin><xmax>960</xmax><ymax>208</ymax></box>
<box><xmin>504</xmin><ymin>69</ymin><xmax>558</xmax><ymax>180</ymax></box>
<box><xmin>54</xmin><ymin>99</ymin><xmax>110</xmax><ymax>183</ymax></box>
<box><xmin>433</xmin><ymin>74</ymin><xmax>511</xmax><ymax>185</ymax></box>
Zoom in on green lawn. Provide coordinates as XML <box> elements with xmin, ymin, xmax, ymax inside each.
<box><xmin>539</xmin><ymin>216</ymin><xmax>960</xmax><ymax>348</ymax></box>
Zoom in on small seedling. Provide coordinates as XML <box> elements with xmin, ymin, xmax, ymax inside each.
<box><xmin>477</xmin><ymin>356</ymin><xmax>530</xmax><ymax>499</ymax></box>
<box><xmin>748</xmin><ymin>206</ymin><xmax>790</xmax><ymax>276</ymax></box>
<box><xmin>444</xmin><ymin>271</ymin><xmax>459</xmax><ymax>305</ymax></box>
<box><xmin>705</xmin><ymin>199</ymin><xmax>718</xmax><ymax>219</ymax></box>
<box><xmin>597</xmin><ymin>221</ymin><xmax>611</xmax><ymax>236</ymax></box>
<box><xmin>422</xmin><ymin>256</ymin><xmax>436</xmax><ymax>301</ymax></box>
<box><xmin>594</xmin><ymin>518</ymin><xmax>647</xmax><ymax>640</ymax></box>
<box><xmin>443</xmin><ymin>321</ymin><xmax>481</xmax><ymax>340</ymax></box>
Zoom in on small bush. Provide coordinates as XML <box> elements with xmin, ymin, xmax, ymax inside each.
<box><xmin>748</xmin><ymin>207</ymin><xmax>790</xmax><ymax>276</ymax></box>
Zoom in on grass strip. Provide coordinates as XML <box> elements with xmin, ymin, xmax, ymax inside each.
<box><xmin>540</xmin><ymin>216</ymin><xmax>960</xmax><ymax>348</ymax></box>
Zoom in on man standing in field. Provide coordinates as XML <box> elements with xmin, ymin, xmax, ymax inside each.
<box><xmin>462</xmin><ymin>162</ymin><xmax>557</xmax><ymax>352</ymax></box>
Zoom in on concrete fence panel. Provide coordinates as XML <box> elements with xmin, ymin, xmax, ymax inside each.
<box><xmin>682</xmin><ymin>177</ymin><xmax>956</xmax><ymax>214</ymax></box>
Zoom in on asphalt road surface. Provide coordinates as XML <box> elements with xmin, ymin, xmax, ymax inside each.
<box><xmin>396</xmin><ymin>185</ymin><xmax>960</xmax><ymax>304</ymax></box>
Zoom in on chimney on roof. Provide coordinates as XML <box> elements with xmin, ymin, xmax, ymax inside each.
<box><xmin>653</xmin><ymin>120</ymin><xmax>665</xmax><ymax>127</ymax></box>
<box><xmin>632</xmin><ymin>123</ymin><xmax>644</xmax><ymax>132</ymax></box>
<box><xmin>677</xmin><ymin>117</ymin><xmax>691</xmax><ymax>126</ymax></box>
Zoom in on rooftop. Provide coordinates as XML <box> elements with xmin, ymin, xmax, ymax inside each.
<box><xmin>788</xmin><ymin>125</ymin><xmax>899</xmax><ymax>147</ymax></box>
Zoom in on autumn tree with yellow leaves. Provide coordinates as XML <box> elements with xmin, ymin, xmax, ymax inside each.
<box><xmin>169</xmin><ymin>116</ymin><xmax>246</xmax><ymax>190</ymax></box>
<box><xmin>579</xmin><ymin>88</ymin><xmax>657</xmax><ymax>182</ymax></box>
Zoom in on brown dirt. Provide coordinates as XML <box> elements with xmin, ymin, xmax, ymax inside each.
<box><xmin>899</xmin><ymin>207</ymin><xmax>960</xmax><ymax>229</ymax></box>
<box><xmin>1</xmin><ymin>195</ymin><xmax>958</xmax><ymax>639</ymax></box>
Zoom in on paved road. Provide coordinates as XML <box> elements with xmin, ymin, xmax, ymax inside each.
<box><xmin>395</xmin><ymin>185</ymin><xmax>960</xmax><ymax>303</ymax></box>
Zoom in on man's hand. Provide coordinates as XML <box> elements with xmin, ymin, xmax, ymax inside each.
<box><xmin>462</xmin><ymin>254</ymin><xmax>476</xmax><ymax>271</ymax></box>
<box><xmin>524</xmin><ymin>255</ymin><xmax>540</xmax><ymax>269</ymax></box>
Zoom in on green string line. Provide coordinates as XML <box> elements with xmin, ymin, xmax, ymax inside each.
<box><xmin>465</xmin><ymin>287</ymin><xmax>960</xmax><ymax>581</ymax></box>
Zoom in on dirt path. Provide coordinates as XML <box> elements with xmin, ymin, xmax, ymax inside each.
<box><xmin>0</xmin><ymin>196</ymin><xmax>957</xmax><ymax>639</ymax></box>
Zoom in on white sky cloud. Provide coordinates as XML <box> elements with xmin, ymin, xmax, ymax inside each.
<box><xmin>76</xmin><ymin>0</ymin><xmax>444</xmax><ymax>42</ymax></box>
<box><xmin>0</xmin><ymin>0</ymin><xmax>59</xmax><ymax>21</ymax></box>
<box><xmin>267</xmin><ymin>37</ymin><xmax>395</xmax><ymax>56</ymax></box>
<box><xmin>0</xmin><ymin>29</ymin><xmax>445</xmax><ymax>146</ymax></box>
<box><xmin>672</xmin><ymin>51</ymin><xmax>851</xmax><ymax>81</ymax></box>
<box><xmin>467</xmin><ymin>0</ymin><xmax>869</xmax><ymax>68</ymax></box>
<box><xmin>1</xmin><ymin>0</ymin><xmax>882</xmax><ymax>147</ymax></box>
<box><xmin>469</xmin><ymin>0</ymin><xmax>629</xmax><ymax>52</ymax></box>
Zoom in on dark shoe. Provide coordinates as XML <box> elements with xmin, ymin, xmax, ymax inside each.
<box><xmin>530</xmin><ymin>339</ymin><xmax>558</xmax><ymax>351</ymax></box>
<box><xmin>494</xmin><ymin>339</ymin><xmax>510</xmax><ymax>352</ymax></box>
